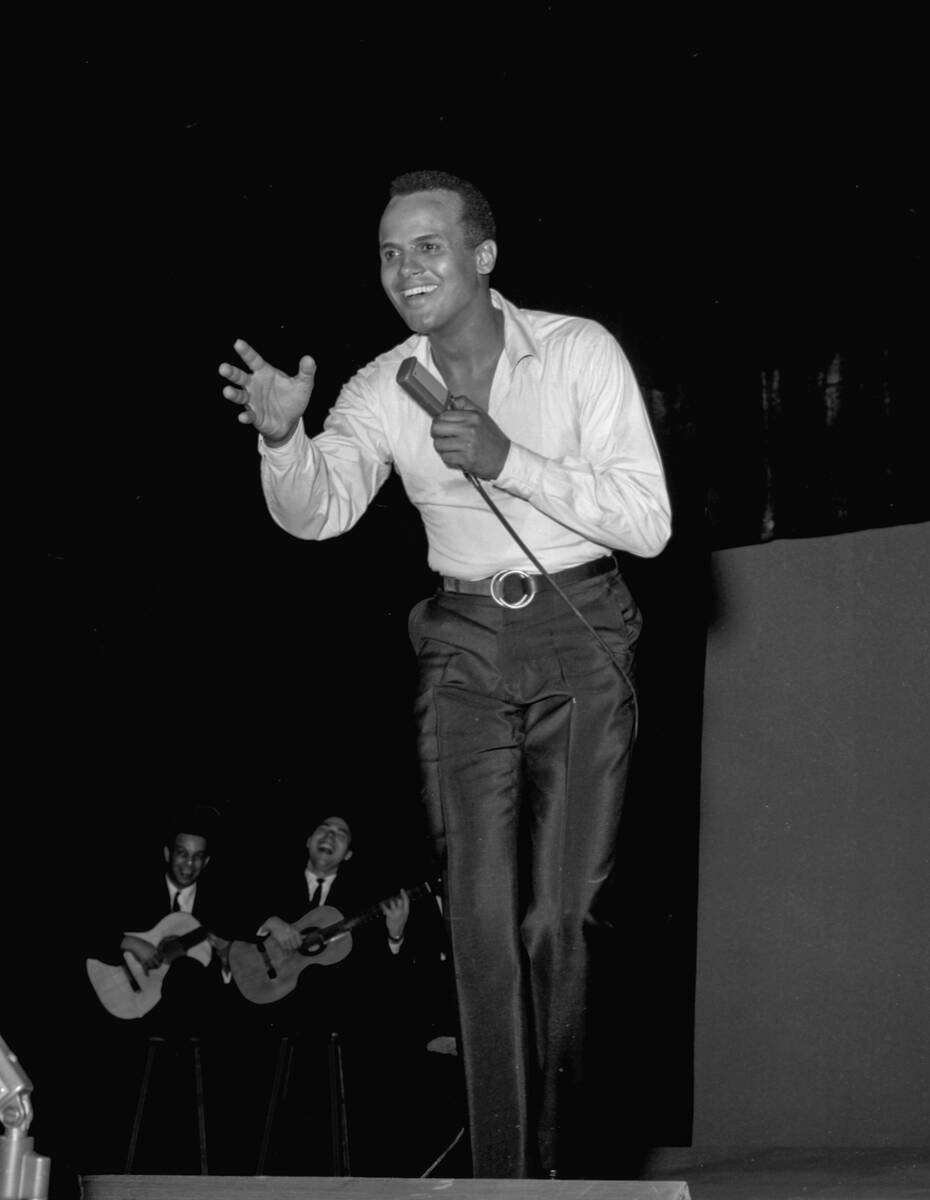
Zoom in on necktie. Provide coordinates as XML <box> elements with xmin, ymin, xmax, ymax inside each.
<box><xmin>172</xmin><ymin>890</ymin><xmax>182</xmax><ymax>912</ymax></box>
<box><xmin>314</xmin><ymin>877</ymin><xmax>326</xmax><ymax>906</ymax></box>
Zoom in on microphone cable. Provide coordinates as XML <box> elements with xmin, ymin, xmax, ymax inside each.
<box><xmin>462</xmin><ymin>468</ymin><xmax>639</xmax><ymax>740</ymax></box>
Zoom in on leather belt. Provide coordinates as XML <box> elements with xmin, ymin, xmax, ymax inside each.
<box><xmin>441</xmin><ymin>556</ymin><xmax>616</xmax><ymax>609</ymax></box>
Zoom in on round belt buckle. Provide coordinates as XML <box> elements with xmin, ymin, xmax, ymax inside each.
<box><xmin>489</xmin><ymin>568</ymin><xmax>538</xmax><ymax>609</ymax></box>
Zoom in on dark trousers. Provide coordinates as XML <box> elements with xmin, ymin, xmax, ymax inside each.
<box><xmin>409</xmin><ymin>565</ymin><xmax>641</xmax><ymax>1177</ymax></box>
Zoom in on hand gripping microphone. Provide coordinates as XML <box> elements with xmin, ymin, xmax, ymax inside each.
<box><xmin>396</xmin><ymin>357</ymin><xmax>477</xmax><ymax>492</ymax></box>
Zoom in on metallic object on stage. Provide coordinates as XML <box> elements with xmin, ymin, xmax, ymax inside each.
<box><xmin>0</xmin><ymin>1035</ymin><xmax>50</xmax><ymax>1200</ymax></box>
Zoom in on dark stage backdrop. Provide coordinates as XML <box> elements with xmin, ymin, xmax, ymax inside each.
<box><xmin>34</xmin><ymin>10</ymin><xmax>924</xmax><ymax>1186</ymax></box>
<box><xmin>60</xmin><ymin>14</ymin><xmax>922</xmax><ymax>789</ymax></box>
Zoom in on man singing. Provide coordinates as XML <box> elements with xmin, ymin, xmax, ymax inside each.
<box><xmin>219</xmin><ymin>170</ymin><xmax>671</xmax><ymax>1177</ymax></box>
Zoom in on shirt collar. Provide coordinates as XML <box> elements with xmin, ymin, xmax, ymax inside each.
<box><xmin>489</xmin><ymin>289</ymin><xmax>541</xmax><ymax>370</ymax></box>
<box><xmin>415</xmin><ymin>289</ymin><xmax>540</xmax><ymax>376</ymax></box>
<box><xmin>305</xmin><ymin>867</ymin><xmax>336</xmax><ymax>884</ymax></box>
<box><xmin>167</xmin><ymin>876</ymin><xmax>196</xmax><ymax>900</ymax></box>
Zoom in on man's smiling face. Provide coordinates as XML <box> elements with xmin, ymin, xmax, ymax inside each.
<box><xmin>379</xmin><ymin>189</ymin><xmax>494</xmax><ymax>338</ymax></box>
<box><xmin>164</xmin><ymin>833</ymin><xmax>209</xmax><ymax>889</ymax></box>
<box><xmin>306</xmin><ymin>816</ymin><xmax>353</xmax><ymax>875</ymax></box>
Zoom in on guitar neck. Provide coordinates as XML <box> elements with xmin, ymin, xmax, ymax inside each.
<box><xmin>171</xmin><ymin>924</ymin><xmax>213</xmax><ymax>954</ymax></box>
<box><xmin>313</xmin><ymin>880</ymin><xmax>436</xmax><ymax>941</ymax></box>
<box><xmin>182</xmin><ymin>926</ymin><xmax>212</xmax><ymax>945</ymax></box>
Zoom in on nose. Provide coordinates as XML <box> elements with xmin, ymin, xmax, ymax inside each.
<box><xmin>398</xmin><ymin>249</ymin><xmax>424</xmax><ymax>278</ymax></box>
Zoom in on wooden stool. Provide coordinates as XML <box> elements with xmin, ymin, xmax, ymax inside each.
<box><xmin>256</xmin><ymin>1030</ymin><xmax>350</xmax><ymax>1176</ymax></box>
<box><xmin>125</xmin><ymin>1035</ymin><xmax>208</xmax><ymax>1174</ymax></box>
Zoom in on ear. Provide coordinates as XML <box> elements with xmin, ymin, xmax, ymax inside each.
<box><xmin>163</xmin><ymin>846</ymin><xmax>170</xmax><ymax>864</ymax></box>
<box><xmin>345</xmin><ymin>848</ymin><xmax>354</xmax><ymax>861</ymax></box>
<box><xmin>475</xmin><ymin>239</ymin><xmax>497</xmax><ymax>276</ymax></box>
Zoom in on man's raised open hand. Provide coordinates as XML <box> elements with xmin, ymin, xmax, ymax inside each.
<box><xmin>219</xmin><ymin>339</ymin><xmax>316</xmax><ymax>447</ymax></box>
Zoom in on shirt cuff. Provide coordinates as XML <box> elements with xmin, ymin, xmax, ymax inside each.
<box><xmin>257</xmin><ymin>420</ymin><xmax>307</xmax><ymax>462</ymax></box>
<box><xmin>492</xmin><ymin>441</ymin><xmax>545</xmax><ymax>498</ymax></box>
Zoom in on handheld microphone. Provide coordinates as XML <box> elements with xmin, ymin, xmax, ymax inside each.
<box><xmin>396</xmin><ymin>357</ymin><xmax>453</xmax><ymax>418</ymax></box>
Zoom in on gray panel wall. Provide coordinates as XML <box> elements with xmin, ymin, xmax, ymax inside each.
<box><xmin>693</xmin><ymin>523</ymin><xmax>930</xmax><ymax>1144</ymax></box>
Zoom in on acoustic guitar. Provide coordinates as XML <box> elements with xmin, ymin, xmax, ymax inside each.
<box><xmin>86</xmin><ymin>912</ymin><xmax>227</xmax><ymax>1020</ymax></box>
<box><xmin>229</xmin><ymin>880</ymin><xmax>436</xmax><ymax>1005</ymax></box>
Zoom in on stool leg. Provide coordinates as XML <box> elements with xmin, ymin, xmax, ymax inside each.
<box><xmin>280</xmin><ymin>1035</ymin><xmax>296</xmax><ymax>1107</ymax></box>
<box><xmin>256</xmin><ymin>1035</ymin><xmax>291</xmax><ymax>1175</ymax></box>
<box><xmin>192</xmin><ymin>1037</ymin><xmax>208</xmax><ymax>1175</ymax></box>
<box><xmin>329</xmin><ymin>1031</ymin><xmax>351</xmax><ymax>1177</ymax></box>
<box><xmin>125</xmin><ymin>1037</ymin><xmax>160</xmax><ymax>1173</ymax></box>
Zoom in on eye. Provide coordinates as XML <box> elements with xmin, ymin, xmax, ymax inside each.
<box><xmin>381</xmin><ymin>248</ymin><xmax>398</xmax><ymax>262</ymax></box>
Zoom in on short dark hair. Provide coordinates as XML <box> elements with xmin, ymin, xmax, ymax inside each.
<box><xmin>166</xmin><ymin>804</ymin><xmax>221</xmax><ymax>848</ymax></box>
<box><xmin>388</xmin><ymin>170</ymin><xmax>496</xmax><ymax>247</ymax></box>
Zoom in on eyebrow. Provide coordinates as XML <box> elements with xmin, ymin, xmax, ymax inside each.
<box><xmin>379</xmin><ymin>233</ymin><xmax>447</xmax><ymax>250</ymax></box>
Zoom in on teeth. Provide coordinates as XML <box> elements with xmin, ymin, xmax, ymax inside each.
<box><xmin>403</xmin><ymin>285</ymin><xmax>437</xmax><ymax>298</ymax></box>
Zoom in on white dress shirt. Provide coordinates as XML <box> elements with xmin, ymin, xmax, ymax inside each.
<box><xmin>166</xmin><ymin>878</ymin><xmax>196</xmax><ymax>914</ymax></box>
<box><xmin>305</xmin><ymin>870</ymin><xmax>336</xmax><ymax>906</ymax></box>
<box><xmin>259</xmin><ymin>290</ymin><xmax>671</xmax><ymax>579</ymax></box>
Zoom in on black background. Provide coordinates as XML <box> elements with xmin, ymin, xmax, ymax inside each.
<box><xmin>25</xmin><ymin>6</ymin><xmax>926</xmax><ymax>1189</ymax></box>
<box><xmin>58</xmin><ymin>8</ymin><xmax>922</xmax><ymax>809</ymax></box>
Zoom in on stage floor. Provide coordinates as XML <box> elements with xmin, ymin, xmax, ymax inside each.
<box><xmin>82</xmin><ymin>1180</ymin><xmax>689</xmax><ymax>1199</ymax></box>
<box><xmin>81</xmin><ymin>1147</ymin><xmax>930</xmax><ymax>1200</ymax></box>
<box><xmin>640</xmin><ymin>1146</ymin><xmax>930</xmax><ymax>1199</ymax></box>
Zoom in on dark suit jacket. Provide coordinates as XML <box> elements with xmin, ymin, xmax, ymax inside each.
<box><xmin>83</xmin><ymin>852</ymin><xmax>234</xmax><ymax>966</ymax></box>
<box><xmin>240</xmin><ymin>849</ymin><xmax>407</xmax><ymax>1036</ymax></box>
<box><xmin>80</xmin><ymin>848</ymin><xmax>239</xmax><ymax>1035</ymax></box>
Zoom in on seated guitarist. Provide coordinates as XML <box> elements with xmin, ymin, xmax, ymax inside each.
<box><xmin>258</xmin><ymin>813</ymin><xmax>410</xmax><ymax>968</ymax></box>
<box><xmin>83</xmin><ymin>804</ymin><xmax>234</xmax><ymax>1034</ymax></box>
<box><xmin>72</xmin><ymin>805</ymin><xmax>243</xmax><ymax>1175</ymax></box>
<box><xmin>232</xmin><ymin>809</ymin><xmax>420</xmax><ymax>1174</ymax></box>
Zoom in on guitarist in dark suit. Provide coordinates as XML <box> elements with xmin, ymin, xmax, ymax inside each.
<box><xmin>83</xmin><ymin>804</ymin><xmax>234</xmax><ymax>1032</ymax></box>
<box><xmin>244</xmin><ymin>812</ymin><xmax>410</xmax><ymax>1029</ymax></box>
<box><xmin>230</xmin><ymin>809</ymin><xmax>428</xmax><ymax>1174</ymax></box>
<box><xmin>71</xmin><ymin>804</ymin><xmax>243</xmax><ymax>1175</ymax></box>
